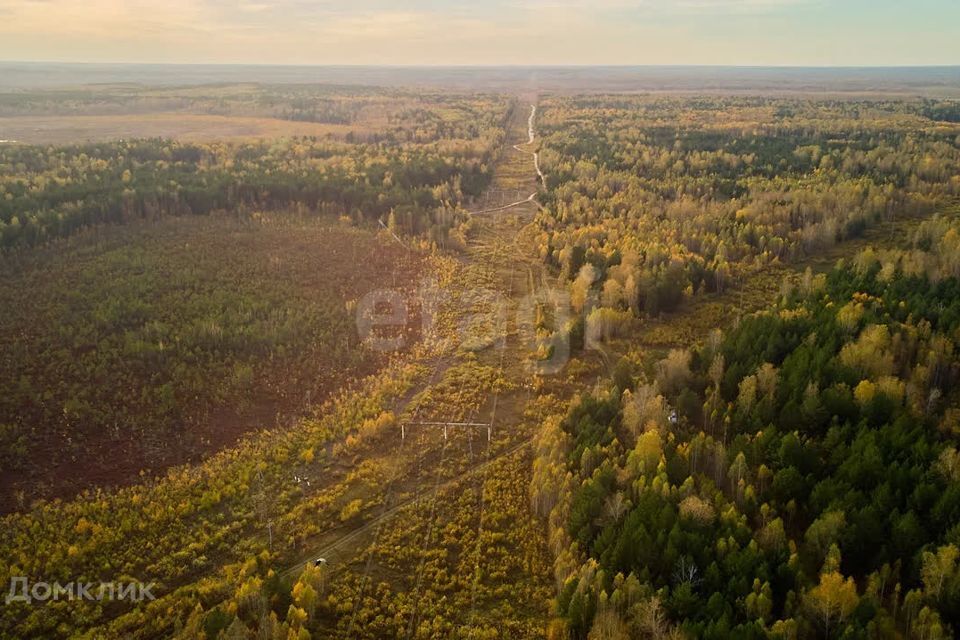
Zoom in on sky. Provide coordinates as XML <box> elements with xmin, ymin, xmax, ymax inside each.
<box><xmin>0</xmin><ymin>0</ymin><xmax>957</xmax><ymax>67</ymax></box>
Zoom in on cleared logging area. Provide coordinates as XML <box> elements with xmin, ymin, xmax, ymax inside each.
<box><xmin>0</xmin><ymin>214</ymin><xmax>425</xmax><ymax>511</ymax></box>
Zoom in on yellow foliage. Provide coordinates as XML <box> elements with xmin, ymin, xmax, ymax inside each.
<box><xmin>805</xmin><ymin>571</ymin><xmax>859</xmax><ymax>636</ymax></box>
<box><xmin>853</xmin><ymin>380</ymin><xmax>876</xmax><ymax>406</ymax></box>
<box><xmin>339</xmin><ymin>499</ymin><xmax>363</xmax><ymax>522</ymax></box>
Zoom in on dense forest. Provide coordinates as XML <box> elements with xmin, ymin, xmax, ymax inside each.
<box><xmin>533</xmin><ymin>97</ymin><xmax>960</xmax><ymax>342</ymax></box>
<box><xmin>532</xmin><ymin>213</ymin><xmax>960</xmax><ymax>638</ymax></box>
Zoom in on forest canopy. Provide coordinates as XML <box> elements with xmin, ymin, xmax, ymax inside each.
<box><xmin>534</xmin><ymin>96</ymin><xmax>960</xmax><ymax>323</ymax></box>
<box><xmin>535</xmin><ymin>214</ymin><xmax>960</xmax><ymax>639</ymax></box>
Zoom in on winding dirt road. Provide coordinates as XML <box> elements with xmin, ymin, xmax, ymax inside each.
<box><xmin>466</xmin><ymin>102</ymin><xmax>543</xmax><ymax>216</ymax></box>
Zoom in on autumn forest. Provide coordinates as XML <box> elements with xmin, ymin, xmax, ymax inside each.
<box><xmin>1</xmin><ymin>75</ymin><xmax>960</xmax><ymax>640</ymax></box>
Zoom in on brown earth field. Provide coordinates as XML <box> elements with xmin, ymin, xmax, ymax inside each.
<box><xmin>0</xmin><ymin>112</ymin><xmax>360</xmax><ymax>145</ymax></box>
<box><xmin>0</xmin><ymin>213</ymin><xmax>427</xmax><ymax>512</ymax></box>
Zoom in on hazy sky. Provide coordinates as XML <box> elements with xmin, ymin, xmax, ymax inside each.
<box><xmin>0</xmin><ymin>0</ymin><xmax>957</xmax><ymax>66</ymax></box>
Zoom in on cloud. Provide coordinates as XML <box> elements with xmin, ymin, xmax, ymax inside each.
<box><xmin>509</xmin><ymin>0</ymin><xmax>814</xmax><ymax>14</ymax></box>
<box><xmin>237</xmin><ymin>3</ymin><xmax>274</xmax><ymax>13</ymax></box>
<box><xmin>664</xmin><ymin>0</ymin><xmax>817</xmax><ymax>13</ymax></box>
<box><xmin>0</xmin><ymin>0</ymin><xmax>211</xmax><ymax>36</ymax></box>
<box><xmin>315</xmin><ymin>12</ymin><xmax>437</xmax><ymax>41</ymax></box>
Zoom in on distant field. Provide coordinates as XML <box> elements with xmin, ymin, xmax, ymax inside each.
<box><xmin>0</xmin><ymin>83</ymin><xmax>506</xmax><ymax>144</ymax></box>
<box><xmin>2</xmin><ymin>63</ymin><xmax>959</xmax><ymax>96</ymax></box>
<box><xmin>0</xmin><ymin>214</ymin><xmax>425</xmax><ymax>511</ymax></box>
<box><xmin>0</xmin><ymin>112</ymin><xmax>357</xmax><ymax>144</ymax></box>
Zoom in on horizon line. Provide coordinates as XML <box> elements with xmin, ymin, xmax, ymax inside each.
<box><xmin>3</xmin><ymin>60</ymin><xmax>960</xmax><ymax>70</ymax></box>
